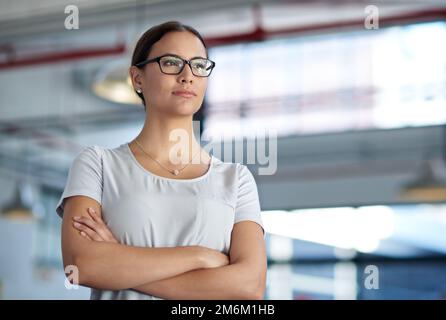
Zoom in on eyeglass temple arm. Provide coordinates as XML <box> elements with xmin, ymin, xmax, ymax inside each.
<box><xmin>134</xmin><ymin>57</ymin><xmax>159</xmax><ymax>68</ymax></box>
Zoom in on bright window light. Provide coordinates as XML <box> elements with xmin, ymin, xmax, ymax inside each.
<box><xmin>261</xmin><ymin>206</ymin><xmax>395</xmax><ymax>253</ymax></box>
<box><xmin>205</xmin><ymin>21</ymin><xmax>446</xmax><ymax>140</ymax></box>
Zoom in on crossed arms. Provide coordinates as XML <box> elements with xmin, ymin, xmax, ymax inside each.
<box><xmin>61</xmin><ymin>195</ymin><xmax>267</xmax><ymax>299</ymax></box>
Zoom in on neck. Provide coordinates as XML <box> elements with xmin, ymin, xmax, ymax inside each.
<box><xmin>133</xmin><ymin>109</ymin><xmax>204</xmax><ymax>164</ymax></box>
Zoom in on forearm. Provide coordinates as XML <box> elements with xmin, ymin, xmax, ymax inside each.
<box><xmin>74</xmin><ymin>242</ymin><xmax>203</xmax><ymax>291</ymax></box>
<box><xmin>132</xmin><ymin>263</ymin><xmax>263</xmax><ymax>300</ymax></box>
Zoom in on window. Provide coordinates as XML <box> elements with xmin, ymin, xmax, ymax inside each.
<box><xmin>204</xmin><ymin>21</ymin><xmax>446</xmax><ymax>140</ymax></box>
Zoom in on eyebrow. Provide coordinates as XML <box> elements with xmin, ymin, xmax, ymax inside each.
<box><xmin>160</xmin><ymin>52</ymin><xmax>208</xmax><ymax>60</ymax></box>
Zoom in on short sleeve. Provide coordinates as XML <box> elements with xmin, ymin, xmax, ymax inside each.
<box><xmin>234</xmin><ymin>164</ymin><xmax>265</xmax><ymax>236</ymax></box>
<box><xmin>55</xmin><ymin>146</ymin><xmax>103</xmax><ymax>219</ymax></box>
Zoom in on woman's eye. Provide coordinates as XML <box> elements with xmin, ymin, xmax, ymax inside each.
<box><xmin>194</xmin><ymin>63</ymin><xmax>206</xmax><ymax>69</ymax></box>
<box><xmin>163</xmin><ymin>59</ymin><xmax>180</xmax><ymax>66</ymax></box>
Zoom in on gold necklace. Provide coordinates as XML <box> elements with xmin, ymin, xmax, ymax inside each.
<box><xmin>134</xmin><ymin>139</ymin><xmax>204</xmax><ymax>176</ymax></box>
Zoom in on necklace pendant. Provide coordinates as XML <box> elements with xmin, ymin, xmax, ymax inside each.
<box><xmin>173</xmin><ymin>169</ymin><xmax>180</xmax><ymax>176</ymax></box>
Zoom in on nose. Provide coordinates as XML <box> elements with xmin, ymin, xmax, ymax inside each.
<box><xmin>178</xmin><ymin>62</ymin><xmax>194</xmax><ymax>84</ymax></box>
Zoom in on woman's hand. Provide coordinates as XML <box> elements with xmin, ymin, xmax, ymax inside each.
<box><xmin>72</xmin><ymin>207</ymin><xmax>119</xmax><ymax>243</ymax></box>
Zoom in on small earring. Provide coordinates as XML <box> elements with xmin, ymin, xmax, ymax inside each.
<box><xmin>136</xmin><ymin>88</ymin><xmax>142</xmax><ymax>93</ymax></box>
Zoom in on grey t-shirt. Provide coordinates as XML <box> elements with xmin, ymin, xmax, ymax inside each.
<box><xmin>56</xmin><ymin>143</ymin><xmax>264</xmax><ymax>300</ymax></box>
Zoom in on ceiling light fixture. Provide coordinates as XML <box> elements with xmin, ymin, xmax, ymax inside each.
<box><xmin>1</xmin><ymin>182</ymin><xmax>35</xmax><ymax>221</ymax></box>
<box><xmin>399</xmin><ymin>160</ymin><xmax>446</xmax><ymax>202</ymax></box>
<box><xmin>91</xmin><ymin>60</ymin><xmax>141</xmax><ymax>105</ymax></box>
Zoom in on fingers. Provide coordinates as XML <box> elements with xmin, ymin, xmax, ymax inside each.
<box><xmin>87</xmin><ymin>208</ymin><xmax>119</xmax><ymax>243</ymax></box>
<box><xmin>80</xmin><ymin>230</ymin><xmax>93</xmax><ymax>241</ymax></box>
<box><xmin>73</xmin><ymin>221</ymin><xmax>103</xmax><ymax>241</ymax></box>
<box><xmin>74</xmin><ymin>209</ymin><xmax>119</xmax><ymax>244</ymax></box>
<box><xmin>87</xmin><ymin>207</ymin><xmax>101</xmax><ymax>222</ymax></box>
<box><xmin>73</xmin><ymin>215</ymin><xmax>109</xmax><ymax>240</ymax></box>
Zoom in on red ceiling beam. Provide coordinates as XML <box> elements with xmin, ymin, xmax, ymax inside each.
<box><xmin>0</xmin><ymin>43</ymin><xmax>126</xmax><ymax>70</ymax></box>
<box><xmin>205</xmin><ymin>8</ymin><xmax>446</xmax><ymax>47</ymax></box>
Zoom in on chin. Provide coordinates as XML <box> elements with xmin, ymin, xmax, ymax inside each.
<box><xmin>169</xmin><ymin>104</ymin><xmax>199</xmax><ymax>117</ymax></box>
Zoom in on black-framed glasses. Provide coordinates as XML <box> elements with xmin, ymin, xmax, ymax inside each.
<box><xmin>134</xmin><ymin>54</ymin><xmax>216</xmax><ymax>77</ymax></box>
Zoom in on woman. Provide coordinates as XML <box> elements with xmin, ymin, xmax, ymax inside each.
<box><xmin>56</xmin><ymin>21</ymin><xmax>266</xmax><ymax>300</ymax></box>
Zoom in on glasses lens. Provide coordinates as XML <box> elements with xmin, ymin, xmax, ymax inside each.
<box><xmin>159</xmin><ymin>56</ymin><xmax>184</xmax><ymax>74</ymax></box>
<box><xmin>190</xmin><ymin>58</ymin><xmax>214</xmax><ymax>77</ymax></box>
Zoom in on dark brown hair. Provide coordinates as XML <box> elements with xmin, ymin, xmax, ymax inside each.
<box><xmin>131</xmin><ymin>21</ymin><xmax>208</xmax><ymax>110</ymax></box>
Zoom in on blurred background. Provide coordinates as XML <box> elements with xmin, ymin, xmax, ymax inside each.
<box><xmin>1</xmin><ymin>0</ymin><xmax>446</xmax><ymax>299</ymax></box>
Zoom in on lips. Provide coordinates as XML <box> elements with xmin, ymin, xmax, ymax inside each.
<box><xmin>172</xmin><ymin>90</ymin><xmax>196</xmax><ymax>98</ymax></box>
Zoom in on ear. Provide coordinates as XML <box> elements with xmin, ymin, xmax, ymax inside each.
<box><xmin>129</xmin><ymin>66</ymin><xmax>143</xmax><ymax>89</ymax></box>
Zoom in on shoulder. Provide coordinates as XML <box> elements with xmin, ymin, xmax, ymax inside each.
<box><xmin>210</xmin><ymin>156</ymin><xmax>258</xmax><ymax>189</ymax></box>
<box><xmin>74</xmin><ymin>143</ymin><xmax>127</xmax><ymax>162</ymax></box>
<box><xmin>237</xmin><ymin>163</ymin><xmax>256</xmax><ymax>182</ymax></box>
<box><xmin>67</xmin><ymin>145</ymin><xmax>105</xmax><ymax>176</ymax></box>
<box><xmin>207</xmin><ymin>157</ymin><xmax>258</xmax><ymax>207</ymax></box>
<box><xmin>70</xmin><ymin>144</ymin><xmax>127</xmax><ymax>171</ymax></box>
<box><xmin>211</xmin><ymin>156</ymin><xmax>240</xmax><ymax>176</ymax></box>
<box><xmin>74</xmin><ymin>145</ymin><xmax>103</xmax><ymax>159</ymax></box>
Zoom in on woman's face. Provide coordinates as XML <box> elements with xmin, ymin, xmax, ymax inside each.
<box><xmin>131</xmin><ymin>31</ymin><xmax>209</xmax><ymax>116</ymax></box>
